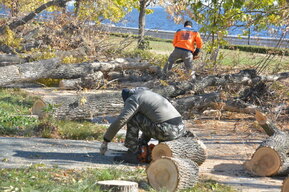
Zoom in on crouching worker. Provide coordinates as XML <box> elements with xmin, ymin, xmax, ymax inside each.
<box><xmin>100</xmin><ymin>87</ymin><xmax>186</xmax><ymax>164</ymax></box>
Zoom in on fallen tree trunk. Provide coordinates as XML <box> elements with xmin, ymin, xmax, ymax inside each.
<box><xmin>151</xmin><ymin>137</ymin><xmax>207</xmax><ymax>165</ymax></box>
<box><xmin>59</xmin><ymin>71</ymin><xmax>104</xmax><ymax>89</ymax></box>
<box><xmin>156</xmin><ymin>69</ymin><xmax>289</xmax><ymax>98</ymax></box>
<box><xmin>0</xmin><ymin>54</ymin><xmax>26</xmax><ymax>66</ymax></box>
<box><xmin>0</xmin><ymin>60</ymin><xmax>159</xmax><ymax>87</ymax></box>
<box><xmin>30</xmin><ymin>91</ymin><xmax>222</xmax><ymax>120</ymax></box>
<box><xmin>147</xmin><ymin>157</ymin><xmax>199</xmax><ymax>192</ymax></box>
<box><xmin>96</xmin><ymin>180</ymin><xmax>138</xmax><ymax>192</ymax></box>
<box><xmin>245</xmin><ymin>112</ymin><xmax>289</xmax><ymax>176</ymax></box>
<box><xmin>31</xmin><ymin>90</ymin><xmax>123</xmax><ymax>120</ymax></box>
<box><xmin>0</xmin><ymin>58</ymin><xmax>61</xmax><ymax>86</ymax></box>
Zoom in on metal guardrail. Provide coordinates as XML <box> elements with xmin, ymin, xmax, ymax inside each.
<box><xmin>104</xmin><ymin>26</ymin><xmax>289</xmax><ymax>49</ymax></box>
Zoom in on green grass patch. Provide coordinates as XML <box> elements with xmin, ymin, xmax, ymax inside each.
<box><xmin>0</xmin><ymin>88</ymin><xmax>39</xmax><ymax>135</ymax></box>
<box><xmin>0</xmin><ymin>167</ymin><xmax>237</xmax><ymax>192</ymax></box>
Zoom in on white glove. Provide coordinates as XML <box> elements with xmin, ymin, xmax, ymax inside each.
<box><xmin>100</xmin><ymin>141</ymin><xmax>108</xmax><ymax>155</ymax></box>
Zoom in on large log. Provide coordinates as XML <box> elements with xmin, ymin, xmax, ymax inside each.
<box><xmin>31</xmin><ymin>90</ymin><xmax>123</xmax><ymax>120</ymax></box>
<box><xmin>30</xmin><ymin>91</ymin><xmax>221</xmax><ymax>120</ymax></box>
<box><xmin>245</xmin><ymin>112</ymin><xmax>289</xmax><ymax>176</ymax></box>
<box><xmin>96</xmin><ymin>180</ymin><xmax>138</xmax><ymax>192</ymax></box>
<box><xmin>151</xmin><ymin>137</ymin><xmax>207</xmax><ymax>165</ymax></box>
<box><xmin>0</xmin><ymin>58</ymin><xmax>61</xmax><ymax>86</ymax></box>
<box><xmin>0</xmin><ymin>60</ymin><xmax>159</xmax><ymax>87</ymax></box>
<box><xmin>147</xmin><ymin>157</ymin><xmax>199</xmax><ymax>192</ymax></box>
<box><xmin>245</xmin><ymin>131</ymin><xmax>289</xmax><ymax>176</ymax></box>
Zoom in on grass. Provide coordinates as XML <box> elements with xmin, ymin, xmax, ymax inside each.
<box><xmin>0</xmin><ymin>88</ymin><xmax>107</xmax><ymax>140</ymax></box>
<box><xmin>0</xmin><ymin>166</ymin><xmax>236</xmax><ymax>192</ymax></box>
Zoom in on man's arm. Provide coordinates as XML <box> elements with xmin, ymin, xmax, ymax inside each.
<box><xmin>103</xmin><ymin>98</ymin><xmax>139</xmax><ymax>142</ymax></box>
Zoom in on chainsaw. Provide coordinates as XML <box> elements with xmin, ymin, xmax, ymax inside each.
<box><xmin>137</xmin><ymin>144</ymin><xmax>155</xmax><ymax>163</ymax></box>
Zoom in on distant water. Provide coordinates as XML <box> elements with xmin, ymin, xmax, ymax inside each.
<box><xmin>102</xmin><ymin>7</ymin><xmax>288</xmax><ymax>38</ymax></box>
<box><xmin>1</xmin><ymin>4</ymin><xmax>287</xmax><ymax>38</ymax></box>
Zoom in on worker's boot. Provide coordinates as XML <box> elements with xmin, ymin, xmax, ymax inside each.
<box><xmin>113</xmin><ymin>150</ymin><xmax>139</xmax><ymax>164</ymax></box>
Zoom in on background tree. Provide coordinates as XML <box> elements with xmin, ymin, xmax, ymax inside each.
<box><xmin>163</xmin><ymin>0</ymin><xmax>289</xmax><ymax>70</ymax></box>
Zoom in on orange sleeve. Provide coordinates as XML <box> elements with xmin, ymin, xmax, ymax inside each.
<box><xmin>195</xmin><ymin>32</ymin><xmax>203</xmax><ymax>49</ymax></box>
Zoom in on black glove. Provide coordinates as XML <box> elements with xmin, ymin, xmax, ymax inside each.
<box><xmin>193</xmin><ymin>48</ymin><xmax>200</xmax><ymax>57</ymax></box>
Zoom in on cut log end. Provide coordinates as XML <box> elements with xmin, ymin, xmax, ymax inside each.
<box><xmin>147</xmin><ymin>158</ymin><xmax>178</xmax><ymax>191</ymax></box>
<box><xmin>255</xmin><ymin>110</ymin><xmax>267</xmax><ymax>125</ymax></box>
<box><xmin>282</xmin><ymin>177</ymin><xmax>289</xmax><ymax>192</ymax></box>
<box><xmin>96</xmin><ymin>180</ymin><xmax>138</xmax><ymax>192</ymax></box>
<box><xmin>151</xmin><ymin>143</ymin><xmax>172</xmax><ymax>160</ymax></box>
<box><xmin>245</xmin><ymin>147</ymin><xmax>281</xmax><ymax>176</ymax></box>
<box><xmin>31</xmin><ymin>99</ymin><xmax>47</xmax><ymax>119</ymax></box>
<box><xmin>147</xmin><ymin>157</ymin><xmax>199</xmax><ymax>192</ymax></box>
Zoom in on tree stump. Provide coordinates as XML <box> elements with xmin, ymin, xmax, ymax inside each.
<box><xmin>96</xmin><ymin>180</ymin><xmax>138</xmax><ymax>192</ymax></box>
<box><xmin>151</xmin><ymin>137</ymin><xmax>207</xmax><ymax>165</ymax></box>
<box><xmin>282</xmin><ymin>176</ymin><xmax>289</xmax><ymax>192</ymax></box>
<box><xmin>147</xmin><ymin>157</ymin><xmax>199</xmax><ymax>192</ymax></box>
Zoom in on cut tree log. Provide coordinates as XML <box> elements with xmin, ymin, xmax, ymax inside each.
<box><xmin>31</xmin><ymin>90</ymin><xmax>123</xmax><ymax>120</ymax></box>
<box><xmin>0</xmin><ymin>58</ymin><xmax>61</xmax><ymax>87</ymax></box>
<box><xmin>282</xmin><ymin>176</ymin><xmax>289</xmax><ymax>192</ymax></box>
<box><xmin>245</xmin><ymin>112</ymin><xmax>289</xmax><ymax>176</ymax></box>
<box><xmin>244</xmin><ymin>131</ymin><xmax>289</xmax><ymax>176</ymax></box>
<box><xmin>96</xmin><ymin>180</ymin><xmax>138</xmax><ymax>192</ymax></box>
<box><xmin>255</xmin><ymin>111</ymin><xmax>282</xmax><ymax>136</ymax></box>
<box><xmin>151</xmin><ymin>137</ymin><xmax>207</xmax><ymax>165</ymax></box>
<box><xmin>147</xmin><ymin>157</ymin><xmax>199</xmax><ymax>192</ymax></box>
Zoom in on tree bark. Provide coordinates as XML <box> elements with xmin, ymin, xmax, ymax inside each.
<box><xmin>31</xmin><ymin>90</ymin><xmax>123</xmax><ymax>120</ymax></box>
<box><xmin>0</xmin><ymin>58</ymin><xmax>61</xmax><ymax>86</ymax></box>
<box><xmin>0</xmin><ymin>60</ymin><xmax>159</xmax><ymax>87</ymax></box>
<box><xmin>255</xmin><ymin>111</ymin><xmax>282</xmax><ymax>136</ymax></box>
<box><xmin>147</xmin><ymin>157</ymin><xmax>199</xmax><ymax>192</ymax></box>
<box><xmin>151</xmin><ymin>137</ymin><xmax>207</xmax><ymax>165</ymax></box>
<box><xmin>96</xmin><ymin>180</ymin><xmax>138</xmax><ymax>192</ymax></box>
<box><xmin>0</xmin><ymin>54</ymin><xmax>26</xmax><ymax>66</ymax></box>
<box><xmin>156</xmin><ymin>69</ymin><xmax>289</xmax><ymax>98</ymax></box>
<box><xmin>138</xmin><ymin>0</ymin><xmax>147</xmax><ymax>49</ymax></box>
<box><xmin>245</xmin><ymin>112</ymin><xmax>289</xmax><ymax>176</ymax></box>
<box><xmin>30</xmin><ymin>91</ymin><xmax>222</xmax><ymax>120</ymax></box>
<box><xmin>245</xmin><ymin>131</ymin><xmax>289</xmax><ymax>176</ymax></box>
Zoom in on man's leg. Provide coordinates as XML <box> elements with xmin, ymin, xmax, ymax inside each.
<box><xmin>182</xmin><ymin>51</ymin><xmax>194</xmax><ymax>75</ymax></box>
<box><xmin>125</xmin><ymin>113</ymin><xmax>156</xmax><ymax>153</ymax></box>
<box><xmin>163</xmin><ymin>48</ymin><xmax>182</xmax><ymax>74</ymax></box>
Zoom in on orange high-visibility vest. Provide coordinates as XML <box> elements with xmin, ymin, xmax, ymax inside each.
<box><xmin>173</xmin><ymin>27</ymin><xmax>203</xmax><ymax>52</ymax></box>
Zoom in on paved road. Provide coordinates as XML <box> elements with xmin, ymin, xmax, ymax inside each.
<box><xmin>0</xmin><ymin>137</ymin><xmax>127</xmax><ymax>169</ymax></box>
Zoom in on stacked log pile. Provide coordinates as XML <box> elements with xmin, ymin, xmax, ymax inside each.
<box><xmin>146</xmin><ymin>135</ymin><xmax>207</xmax><ymax>191</ymax></box>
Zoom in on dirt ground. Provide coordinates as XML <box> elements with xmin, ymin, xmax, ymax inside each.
<box><xmin>189</xmin><ymin>112</ymin><xmax>289</xmax><ymax>192</ymax></box>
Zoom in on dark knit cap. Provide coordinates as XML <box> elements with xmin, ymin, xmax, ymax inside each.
<box><xmin>122</xmin><ymin>88</ymin><xmax>132</xmax><ymax>102</ymax></box>
<box><xmin>184</xmin><ymin>20</ymin><xmax>192</xmax><ymax>27</ymax></box>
